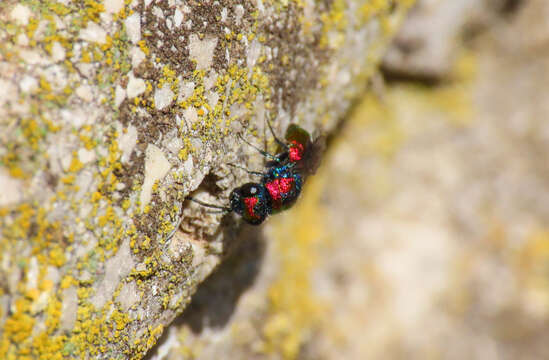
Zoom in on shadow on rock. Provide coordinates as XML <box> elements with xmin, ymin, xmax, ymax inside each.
<box><xmin>144</xmin><ymin>224</ymin><xmax>266</xmax><ymax>359</ymax></box>
<box><xmin>181</xmin><ymin>224</ymin><xmax>265</xmax><ymax>333</ymax></box>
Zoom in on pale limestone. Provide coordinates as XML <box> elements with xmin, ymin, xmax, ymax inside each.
<box><xmin>178</xmin><ymin>81</ymin><xmax>195</xmax><ymax>101</ymax></box>
<box><xmin>173</xmin><ymin>8</ymin><xmax>183</xmax><ymax>27</ymax></box>
<box><xmin>16</xmin><ymin>49</ymin><xmax>46</xmax><ymax>65</ymax></box>
<box><xmin>51</xmin><ymin>41</ymin><xmax>66</xmax><ymax>62</ymax></box>
<box><xmin>91</xmin><ymin>239</ymin><xmax>135</xmax><ymax>308</ymax></box>
<box><xmin>220</xmin><ymin>8</ymin><xmax>228</xmax><ymax>23</ymax></box>
<box><xmin>247</xmin><ymin>39</ymin><xmax>261</xmax><ymax>68</ymax></box>
<box><xmin>140</xmin><ymin>144</ymin><xmax>172</xmax><ymax>211</ymax></box>
<box><xmin>0</xmin><ymin>79</ymin><xmax>17</xmax><ymax>107</ymax></box>
<box><xmin>60</xmin><ymin>108</ymin><xmax>86</xmax><ymax>128</ymax></box>
<box><xmin>125</xmin><ymin>13</ymin><xmax>141</xmax><ymax>44</ymax></box>
<box><xmin>78</xmin><ymin>148</ymin><xmax>97</xmax><ymax>164</ymax></box>
<box><xmin>115</xmin><ymin>85</ymin><xmax>126</xmax><ymax>107</ymax></box>
<box><xmin>10</xmin><ymin>4</ymin><xmax>31</xmax><ymax>25</ymax></box>
<box><xmin>104</xmin><ymin>0</ymin><xmax>125</xmax><ymax>14</ymax></box>
<box><xmin>30</xmin><ymin>291</ymin><xmax>49</xmax><ymax>315</ymax></box>
<box><xmin>25</xmin><ymin>257</ymin><xmax>39</xmax><ymax>290</ymax></box>
<box><xmin>182</xmin><ymin>106</ymin><xmax>198</xmax><ymax>125</ymax></box>
<box><xmin>207</xmin><ymin>91</ymin><xmax>219</xmax><ymax>109</ymax></box>
<box><xmin>126</xmin><ymin>74</ymin><xmax>146</xmax><ymax>98</ymax></box>
<box><xmin>75</xmin><ymin>84</ymin><xmax>93</xmax><ymax>102</ymax></box>
<box><xmin>152</xmin><ymin>6</ymin><xmax>164</xmax><ymax>18</ymax></box>
<box><xmin>16</xmin><ymin>33</ymin><xmax>29</xmax><ymax>46</ymax></box>
<box><xmin>130</xmin><ymin>46</ymin><xmax>146</xmax><ymax>68</ymax></box>
<box><xmin>0</xmin><ymin>170</ymin><xmax>23</xmax><ymax>206</ymax></box>
<box><xmin>118</xmin><ymin>281</ymin><xmax>139</xmax><ymax>311</ymax></box>
<box><xmin>119</xmin><ymin>124</ymin><xmax>138</xmax><ymax>163</ymax></box>
<box><xmin>234</xmin><ymin>5</ymin><xmax>245</xmax><ymax>25</ymax></box>
<box><xmin>60</xmin><ymin>287</ymin><xmax>78</xmax><ymax>331</ymax></box>
<box><xmin>182</xmin><ymin>154</ymin><xmax>194</xmax><ymax>176</ymax></box>
<box><xmin>188</xmin><ymin>34</ymin><xmax>218</xmax><ymax>70</ymax></box>
<box><xmin>165</xmin><ymin>136</ymin><xmax>183</xmax><ymax>155</ymax></box>
<box><xmin>203</xmin><ymin>72</ymin><xmax>217</xmax><ymax>90</ymax></box>
<box><xmin>154</xmin><ymin>85</ymin><xmax>174</xmax><ymax>110</ymax></box>
<box><xmin>79</xmin><ymin>22</ymin><xmax>107</xmax><ymax>44</ymax></box>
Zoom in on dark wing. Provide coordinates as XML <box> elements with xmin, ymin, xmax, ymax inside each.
<box><xmin>298</xmin><ymin>134</ymin><xmax>326</xmax><ymax>177</ymax></box>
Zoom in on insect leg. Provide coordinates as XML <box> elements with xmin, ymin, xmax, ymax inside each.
<box><xmin>266</xmin><ymin>115</ymin><xmax>289</xmax><ymax>150</ymax></box>
<box><xmin>186</xmin><ymin>197</ymin><xmax>232</xmax><ymax>212</ymax></box>
<box><xmin>227</xmin><ymin>163</ymin><xmax>264</xmax><ymax>177</ymax></box>
<box><xmin>238</xmin><ymin>133</ymin><xmax>279</xmax><ymax>161</ymax></box>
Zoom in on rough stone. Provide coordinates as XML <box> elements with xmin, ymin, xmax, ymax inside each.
<box><xmin>0</xmin><ymin>0</ymin><xmax>413</xmax><ymax>358</ymax></box>
<box><xmin>140</xmin><ymin>144</ymin><xmax>172</xmax><ymax>211</ymax></box>
<box><xmin>0</xmin><ymin>170</ymin><xmax>23</xmax><ymax>206</ymax></box>
<box><xmin>9</xmin><ymin>4</ymin><xmax>31</xmax><ymax>25</ymax></box>
<box><xmin>154</xmin><ymin>85</ymin><xmax>174</xmax><ymax>110</ymax></box>
<box><xmin>60</xmin><ymin>287</ymin><xmax>78</xmax><ymax>331</ymax></box>
<box><xmin>126</xmin><ymin>74</ymin><xmax>146</xmax><ymax>98</ymax></box>
<box><xmin>79</xmin><ymin>22</ymin><xmax>108</xmax><ymax>44</ymax></box>
<box><xmin>91</xmin><ymin>239</ymin><xmax>135</xmax><ymax>309</ymax></box>
<box><xmin>188</xmin><ymin>34</ymin><xmax>218</xmax><ymax>70</ymax></box>
<box><xmin>125</xmin><ymin>13</ymin><xmax>141</xmax><ymax>44</ymax></box>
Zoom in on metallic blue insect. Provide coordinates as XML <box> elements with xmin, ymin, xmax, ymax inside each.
<box><xmin>187</xmin><ymin>120</ymin><xmax>323</xmax><ymax>225</ymax></box>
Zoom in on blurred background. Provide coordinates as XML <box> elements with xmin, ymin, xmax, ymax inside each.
<box><xmin>151</xmin><ymin>0</ymin><xmax>549</xmax><ymax>358</ymax></box>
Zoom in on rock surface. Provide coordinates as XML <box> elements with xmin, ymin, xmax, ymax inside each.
<box><xmin>0</xmin><ymin>0</ymin><xmax>413</xmax><ymax>358</ymax></box>
<box><xmin>144</xmin><ymin>0</ymin><xmax>549</xmax><ymax>359</ymax></box>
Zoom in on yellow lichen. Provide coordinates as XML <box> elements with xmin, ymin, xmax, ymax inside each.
<box><xmin>0</xmin><ymin>0</ymin><xmax>415</xmax><ymax>357</ymax></box>
<box><xmin>262</xmin><ymin>175</ymin><xmax>328</xmax><ymax>359</ymax></box>
<box><xmin>138</xmin><ymin>40</ymin><xmax>150</xmax><ymax>56</ymax></box>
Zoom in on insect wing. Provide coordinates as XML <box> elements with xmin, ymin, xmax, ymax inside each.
<box><xmin>285</xmin><ymin>124</ymin><xmax>312</xmax><ymax>163</ymax></box>
<box><xmin>299</xmin><ymin>134</ymin><xmax>326</xmax><ymax>176</ymax></box>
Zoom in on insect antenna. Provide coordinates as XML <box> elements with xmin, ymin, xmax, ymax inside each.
<box><xmin>227</xmin><ymin>163</ymin><xmax>264</xmax><ymax>177</ymax></box>
<box><xmin>237</xmin><ymin>133</ymin><xmax>279</xmax><ymax>161</ymax></box>
<box><xmin>186</xmin><ymin>197</ymin><xmax>231</xmax><ymax>212</ymax></box>
<box><xmin>266</xmin><ymin>116</ymin><xmax>289</xmax><ymax>150</ymax></box>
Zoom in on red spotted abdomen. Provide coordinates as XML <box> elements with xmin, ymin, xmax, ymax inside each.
<box><xmin>264</xmin><ymin>173</ymin><xmax>302</xmax><ymax>213</ymax></box>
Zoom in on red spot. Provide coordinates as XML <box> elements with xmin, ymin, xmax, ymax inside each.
<box><xmin>278</xmin><ymin>177</ymin><xmax>294</xmax><ymax>195</ymax></box>
<box><xmin>265</xmin><ymin>181</ymin><xmax>281</xmax><ymax>202</ymax></box>
<box><xmin>265</xmin><ymin>181</ymin><xmax>282</xmax><ymax>210</ymax></box>
<box><xmin>265</xmin><ymin>177</ymin><xmax>295</xmax><ymax>210</ymax></box>
<box><xmin>289</xmin><ymin>140</ymin><xmax>304</xmax><ymax>162</ymax></box>
<box><xmin>244</xmin><ymin>197</ymin><xmax>259</xmax><ymax>219</ymax></box>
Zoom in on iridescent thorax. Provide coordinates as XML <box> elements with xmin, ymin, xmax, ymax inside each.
<box><xmin>188</xmin><ymin>123</ymin><xmax>323</xmax><ymax>225</ymax></box>
<box><xmin>262</xmin><ymin>164</ymin><xmax>303</xmax><ymax>212</ymax></box>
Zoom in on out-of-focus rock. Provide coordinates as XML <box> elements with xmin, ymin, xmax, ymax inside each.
<box><xmin>0</xmin><ymin>0</ymin><xmax>414</xmax><ymax>358</ymax></box>
<box><xmin>382</xmin><ymin>0</ymin><xmax>525</xmax><ymax>80</ymax></box>
<box><xmin>146</xmin><ymin>0</ymin><xmax>549</xmax><ymax>359</ymax></box>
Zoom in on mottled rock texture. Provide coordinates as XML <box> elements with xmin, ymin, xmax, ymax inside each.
<box><xmin>0</xmin><ymin>0</ymin><xmax>413</xmax><ymax>358</ymax></box>
<box><xmin>145</xmin><ymin>1</ymin><xmax>549</xmax><ymax>359</ymax></box>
